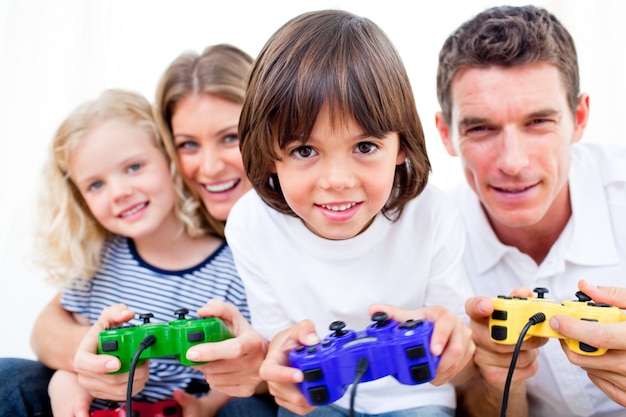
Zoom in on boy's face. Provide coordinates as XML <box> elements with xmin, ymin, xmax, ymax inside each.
<box><xmin>69</xmin><ymin>120</ymin><xmax>178</xmax><ymax>241</ymax></box>
<box><xmin>436</xmin><ymin>62</ymin><xmax>588</xmax><ymax>236</ymax></box>
<box><xmin>272</xmin><ymin>102</ymin><xmax>406</xmax><ymax>240</ymax></box>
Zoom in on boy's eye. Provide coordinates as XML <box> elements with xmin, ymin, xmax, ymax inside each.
<box><xmin>355</xmin><ymin>142</ymin><xmax>377</xmax><ymax>154</ymax></box>
<box><xmin>291</xmin><ymin>145</ymin><xmax>317</xmax><ymax>159</ymax></box>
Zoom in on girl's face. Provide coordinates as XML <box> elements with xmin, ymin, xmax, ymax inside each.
<box><xmin>69</xmin><ymin>120</ymin><xmax>179</xmax><ymax>241</ymax></box>
<box><xmin>171</xmin><ymin>94</ymin><xmax>252</xmax><ymax>222</ymax></box>
<box><xmin>273</xmin><ymin>102</ymin><xmax>406</xmax><ymax>240</ymax></box>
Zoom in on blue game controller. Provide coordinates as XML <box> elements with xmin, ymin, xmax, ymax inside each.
<box><xmin>289</xmin><ymin>312</ymin><xmax>440</xmax><ymax>405</ymax></box>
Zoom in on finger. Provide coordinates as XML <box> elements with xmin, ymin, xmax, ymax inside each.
<box><xmin>197</xmin><ymin>299</ymin><xmax>247</xmax><ymax>334</ymax></box>
<box><xmin>465</xmin><ymin>296</ymin><xmax>494</xmax><ymax>321</ymax></box>
<box><xmin>509</xmin><ymin>287</ymin><xmax>534</xmax><ymax>298</ymax></box>
<box><xmin>368</xmin><ymin>304</ymin><xmax>423</xmax><ymax>323</ymax></box>
<box><xmin>587</xmin><ymin>372</ymin><xmax>626</xmax><ymax>407</ymax></box>
<box><xmin>578</xmin><ymin>280</ymin><xmax>626</xmax><ymax>309</ymax></box>
<box><xmin>550</xmin><ymin>315</ymin><xmax>626</xmax><ymax>351</ymax></box>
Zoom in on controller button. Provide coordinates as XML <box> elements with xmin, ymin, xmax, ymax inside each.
<box><xmin>405</xmin><ymin>345</ymin><xmax>426</xmax><ymax>360</ymax></box>
<box><xmin>163</xmin><ymin>405</ymin><xmax>179</xmax><ymax>415</ymax></box>
<box><xmin>101</xmin><ymin>340</ymin><xmax>119</xmax><ymax>352</ymax></box>
<box><xmin>579</xmin><ymin>342</ymin><xmax>598</xmax><ymax>353</ymax></box>
<box><xmin>303</xmin><ymin>368</ymin><xmax>324</xmax><ymax>382</ymax></box>
<box><xmin>187</xmin><ymin>331</ymin><xmax>205</xmax><ymax>343</ymax></box>
<box><xmin>491</xmin><ymin>310</ymin><xmax>508</xmax><ymax>321</ymax></box>
<box><xmin>575</xmin><ymin>291</ymin><xmax>592</xmax><ymax>302</ymax></box>
<box><xmin>306</xmin><ymin>346</ymin><xmax>318</xmax><ymax>353</ymax></box>
<box><xmin>295</xmin><ymin>346</ymin><xmax>305</xmax><ymax>352</ymax></box>
<box><xmin>590</xmin><ymin>302</ymin><xmax>611</xmax><ymax>308</ymax></box>
<box><xmin>491</xmin><ymin>325</ymin><xmax>508</xmax><ymax>341</ymax></box>
<box><xmin>512</xmin><ymin>296</ymin><xmax>527</xmax><ymax>300</ymax></box>
<box><xmin>399</xmin><ymin>319</ymin><xmax>423</xmax><ymax>329</ymax></box>
<box><xmin>308</xmin><ymin>386</ymin><xmax>330</xmax><ymax>405</ymax></box>
<box><xmin>497</xmin><ymin>295</ymin><xmax>512</xmax><ymax>299</ymax></box>
<box><xmin>410</xmin><ymin>363</ymin><xmax>432</xmax><ymax>383</ymax></box>
<box><xmin>321</xmin><ymin>341</ymin><xmax>331</xmax><ymax>347</ymax></box>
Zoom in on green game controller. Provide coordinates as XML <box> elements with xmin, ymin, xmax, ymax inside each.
<box><xmin>490</xmin><ymin>287</ymin><xmax>626</xmax><ymax>356</ymax></box>
<box><xmin>98</xmin><ymin>308</ymin><xmax>232</xmax><ymax>374</ymax></box>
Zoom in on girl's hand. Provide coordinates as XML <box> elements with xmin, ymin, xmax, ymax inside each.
<box><xmin>187</xmin><ymin>299</ymin><xmax>269</xmax><ymax>397</ymax></box>
<box><xmin>73</xmin><ymin>304</ymin><xmax>147</xmax><ymax>400</ymax></box>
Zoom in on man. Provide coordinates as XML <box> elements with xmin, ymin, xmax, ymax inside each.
<box><xmin>435</xmin><ymin>5</ymin><xmax>626</xmax><ymax>417</ymax></box>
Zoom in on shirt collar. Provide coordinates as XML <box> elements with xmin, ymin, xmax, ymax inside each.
<box><xmin>457</xmin><ymin>144</ymin><xmax>620</xmax><ymax>274</ymax></box>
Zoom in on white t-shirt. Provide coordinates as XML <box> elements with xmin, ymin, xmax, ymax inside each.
<box><xmin>453</xmin><ymin>142</ymin><xmax>626</xmax><ymax>417</ymax></box>
<box><xmin>226</xmin><ymin>183</ymin><xmax>473</xmax><ymax>414</ymax></box>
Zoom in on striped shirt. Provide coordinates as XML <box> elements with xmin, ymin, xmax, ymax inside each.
<box><xmin>62</xmin><ymin>234</ymin><xmax>248</xmax><ymax>403</ymax></box>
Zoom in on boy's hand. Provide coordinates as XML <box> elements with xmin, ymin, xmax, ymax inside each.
<box><xmin>259</xmin><ymin>320</ymin><xmax>319</xmax><ymax>416</ymax></box>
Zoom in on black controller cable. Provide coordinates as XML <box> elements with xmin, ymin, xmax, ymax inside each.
<box><xmin>126</xmin><ymin>335</ymin><xmax>157</xmax><ymax>417</ymax></box>
<box><xmin>500</xmin><ymin>313</ymin><xmax>546</xmax><ymax>417</ymax></box>
<box><xmin>349</xmin><ymin>357</ymin><xmax>370</xmax><ymax>417</ymax></box>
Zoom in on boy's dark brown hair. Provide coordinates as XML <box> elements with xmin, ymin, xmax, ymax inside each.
<box><xmin>239</xmin><ymin>9</ymin><xmax>430</xmax><ymax>220</ymax></box>
<box><xmin>437</xmin><ymin>5</ymin><xmax>580</xmax><ymax>125</ymax></box>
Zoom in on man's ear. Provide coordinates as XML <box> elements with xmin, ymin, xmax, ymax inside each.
<box><xmin>572</xmin><ymin>93</ymin><xmax>590</xmax><ymax>144</ymax></box>
<box><xmin>435</xmin><ymin>112</ymin><xmax>457</xmax><ymax>157</ymax></box>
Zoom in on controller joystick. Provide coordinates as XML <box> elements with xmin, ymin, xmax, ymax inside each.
<box><xmin>371</xmin><ymin>311</ymin><xmax>390</xmax><ymax>327</ymax></box>
<box><xmin>534</xmin><ymin>287</ymin><xmax>549</xmax><ymax>299</ymax></box>
<box><xmin>490</xmin><ymin>288</ymin><xmax>626</xmax><ymax>355</ymax></box>
<box><xmin>175</xmin><ymin>308</ymin><xmax>189</xmax><ymax>320</ymax></box>
<box><xmin>329</xmin><ymin>321</ymin><xmax>348</xmax><ymax>337</ymax></box>
<box><xmin>289</xmin><ymin>313</ymin><xmax>440</xmax><ymax>406</ymax></box>
<box><xmin>575</xmin><ymin>291</ymin><xmax>592</xmax><ymax>303</ymax></box>
<box><xmin>139</xmin><ymin>313</ymin><xmax>154</xmax><ymax>323</ymax></box>
<box><xmin>98</xmin><ymin>309</ymin><xmax>233</xmax><ymax>374</ymax></box>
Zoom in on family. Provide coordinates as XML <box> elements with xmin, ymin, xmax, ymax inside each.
<box><xmin>2</xmin><ymin>5</ymin><xmax>626</xmax><ymax>417</ymax></box>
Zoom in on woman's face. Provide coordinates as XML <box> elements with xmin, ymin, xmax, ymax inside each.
<box><xmin>171</xmin><ymin>94</ymin><xmax>252</xmax><ymax>221</ymax></box>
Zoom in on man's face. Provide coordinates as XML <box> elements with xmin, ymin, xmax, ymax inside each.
<box><xmin>436</xmin><ymin>62</ymin><xmax>588</xmax><ymax>235</ymax></box>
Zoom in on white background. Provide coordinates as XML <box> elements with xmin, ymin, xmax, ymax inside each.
<box><xmin>1</xmin><ymin>0</ymin><xmax>625</xmax><ymax>359</ymax></box>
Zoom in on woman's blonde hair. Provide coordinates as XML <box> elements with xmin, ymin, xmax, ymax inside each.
<box><xmin>34</xmin><ymin>89</ymin><xmax>207</xmax><ymax>287</ymax></box>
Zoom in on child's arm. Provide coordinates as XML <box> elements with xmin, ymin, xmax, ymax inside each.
<box><xmin>48</xmin><ymin>369</ymin><xmax>93</xmax><ymax>417</ymax></box>
<box><xmin>257</xmin><ymin>320</ymin><xmax>320</xmax><ymax>416</ymax></box>
<box><xmin>185</xmin><ymin>299</ymin><xmax>271</xmax><ymax>397</ymax></box>
<box><xmin>31</xmin><ymin>292</ymin><xmax>90</xmax><ymax>371</ymax></box>
<box><xmin>73</xmin><ymin>304</ymin><xmax>147</xmax><ymax>401</ymax></box>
